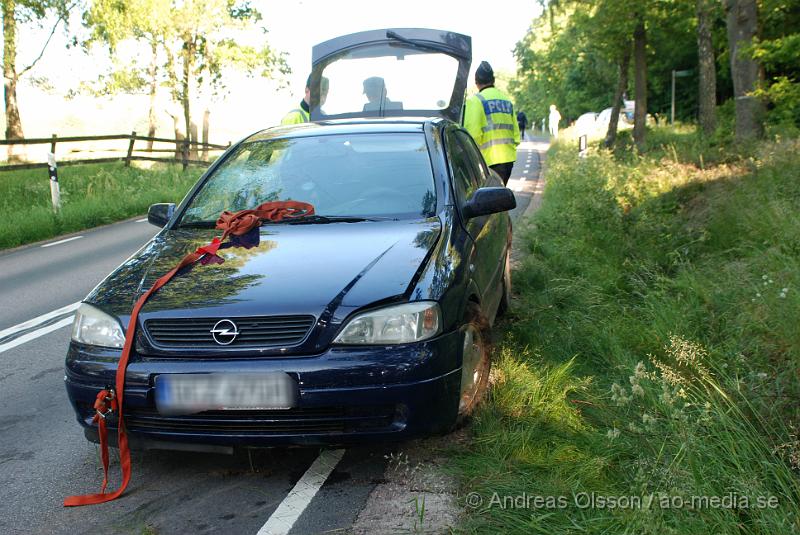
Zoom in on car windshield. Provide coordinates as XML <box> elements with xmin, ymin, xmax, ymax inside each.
<box><xmin>319</xmin><ymin>44</ymin><xmax>460</xmax><ymax>117</ymax></box>
<box><xmin>179</xmin><ymin>133</ymin><xmax>436</xmax><ymax>224</ymax></box>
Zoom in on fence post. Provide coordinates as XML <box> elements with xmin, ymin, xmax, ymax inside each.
<box><xmin>181</xmin><ymin>139</ymin><xmax>189</xmax><ymax>171</ymax></box>
<box><xmin>50</xmin><ymin>134</ymin><xmax>57</xmax><ymax>155</ymax></box>
<box><xmin>47</xmin><ymin>153</ymin><xmax>61</xmax><ymax>212</ymax></box>
<box><xmin>125</xmin><ymin>131</ymin><xmax>136</xmax><ymax>167</ymax></box>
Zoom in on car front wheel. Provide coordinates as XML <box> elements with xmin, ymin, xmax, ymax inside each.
<box><xmin>456</xmin><ymin>302</ymin><xmax>491</xmax><ymax>424</ymax></box>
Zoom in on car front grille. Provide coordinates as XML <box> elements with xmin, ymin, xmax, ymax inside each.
<box><xmin>143</xmin><ymin>315</ymin><xmax>316</xmax><ymax>349</ymax></box>
<box><xmin>120</xmin><ymin>405</ymin><xmax>399</xmax><ymax>435</ymax></box>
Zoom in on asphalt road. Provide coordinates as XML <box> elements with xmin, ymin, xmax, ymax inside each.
<box><xmin>0</xmin><ymin>138</ymin><xmax>547</xmax><ymax>535</ymax></box>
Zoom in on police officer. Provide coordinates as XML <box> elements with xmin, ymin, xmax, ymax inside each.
<box><xmin>463</xmin><ymin>61</ymin><xmax>520</xmax><ymax>185</ymax></box>
<box><xmin>281</xmin><ymin>74</ymin><xmax>329</xmax><ymax>125</ymax></box>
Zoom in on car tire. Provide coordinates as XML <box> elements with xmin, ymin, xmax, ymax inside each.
<box><xmin>497</xmin><ymin>250</ymin><xmax>512</xmax><ymax>317</ymax></box>
<box><xmin>456</xmin><ymin>302</ymin><xmax>491</xmax><ymax>426</ymax></box>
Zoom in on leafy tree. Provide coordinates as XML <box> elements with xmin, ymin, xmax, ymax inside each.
<box><xmin>750</xmin><ymin>0</ymin><xmax>800</xmax><ymax>127</ymax></box>
<box><xmin>83</xmin><ymin>0</ymin><xmax>171</xmax><ymax>148</ymax></box>
<box><xmin>2</xmin><ymin>0</ymin><xmax>72</xmax><ymax>159</ymax></box>
<box><xmin>83</xmin><ymin>0</ymin><xmax>289</xmax><ymax>154</ymax></box>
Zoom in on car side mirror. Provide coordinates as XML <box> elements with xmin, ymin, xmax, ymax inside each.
<box><xmin>462</xmin><ymin>187</ymin><xmax>516</xmax><ymax>219</ymax></box>
<box><xmin>148</xmin><ymin>203</ymin><xmax>175</xmax><ymax>227</ymax></box>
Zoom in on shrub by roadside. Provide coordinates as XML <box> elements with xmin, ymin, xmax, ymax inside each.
<box><xmin>451</xmin><ymin>126</ymin><xmax>800</xmax><ymax>534</ymax></box>
<box><xmin>0</xmin><ymin>163</ymin><xmax>200</xmax><ymax>250</ymax></box>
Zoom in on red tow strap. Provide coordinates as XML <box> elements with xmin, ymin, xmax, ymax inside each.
<box><xmin>64</xmin><ymin>201</ymin><xmax>314</xmax><ymax>506</ymax></box>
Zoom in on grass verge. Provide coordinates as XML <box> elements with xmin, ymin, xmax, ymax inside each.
<box><xmin>450</xmin><ymin>126</ymin><xmax>800</xmax><ymax>534</ymax></box>
<box><xmin>0</xmin><ymin>162</ymin><xmax>201</xmax><ymax>250</ymax></box>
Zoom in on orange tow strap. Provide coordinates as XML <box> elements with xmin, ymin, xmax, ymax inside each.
<box><xmin>64</xmin><ymin>201</ymin><xmax>314</xmax><ymax>506</ymax></box>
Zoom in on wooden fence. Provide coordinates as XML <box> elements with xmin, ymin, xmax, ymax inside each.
<box><xmin>0</xmin><ymin>132</ymin><xmax>231</xmax><ymax>172</ymax></box>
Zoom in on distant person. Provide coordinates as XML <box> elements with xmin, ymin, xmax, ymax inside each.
<box><xmin>463</xmin><ymin>61</ymin><xmax>520</xmax><ymax>185</ymax></box>
<box><xmin>517</xmin><ymin>111</ymin><xmax>528</xmax><ymax>141</ymax></box>
<box><xmin>548</xmin><ymin>104</ymin><xmax>561</xmax><ymax>138</ymax></box>
<box><xmin>541</xmin><ymin>117</ymin><xmax>546</xmax><ymax>133</ymax></box>
<box><xmin>362</xmin><ymin>77</ymin><xmax>402</xmax><ymax>112</ymax></box>
<box><xmin>281</xmin><ymin>74</ymin><xmax>329</xmax><ymax>125</ymax></box>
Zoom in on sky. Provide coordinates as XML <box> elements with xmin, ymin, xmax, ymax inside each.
<box><xmin>10</xmin><ymin>0</ymin><xmax>542</xmax><ymax>141</ymax></box>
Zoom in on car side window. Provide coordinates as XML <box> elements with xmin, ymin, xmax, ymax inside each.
<box><xmin>445</xmin><ymin>130</ymin><xmax>480</xmax><ymax>206</ymax></box>
<box><xmin>455</xmin><ymin>130</ymin><xmax>489</xmax><ymax>187</ymax></box>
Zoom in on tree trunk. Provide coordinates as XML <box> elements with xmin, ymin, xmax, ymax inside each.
<box><xmin>3</xmin><ymin>0</ymin><xmax>24</xmax><ymax>162</ymax></box>
<box><xmin>181</xmin><ymin>38</ymin><xmax>195</xmax><ymax>160</ymax></box>
<box><xmin>189</xmin><ymin>121</ymin><xmax>198</xmax><ymax>160</ymax></box>
<box><xmin>605</xmin><ymin>44</ymin><xmax>631</xmax><ymax>149</ymax></box>
<box><xmin>724</xmin><ymin>0</ymin><xmax>764</xmax><ymax>142</ymax></box>
<box><xmin>633</xmin><ymin>15</ymin><xmax>648</xmax><ymax>151</ymax></box>
<box><xmin>202</xmin><ymin>108</ymin><xmax>210</xmax><ymax>161</ymax></box>
<box><xmin>169</xmin><ymin>112</ymin><xmax>184</xmax><ymax>159</ymax></box>
<box><xmin>696</xmin><ymin>0</ymin><xmax>717</xmax><ymax>136</ymax></box>
<box><xmin>147</xmin><ymin>41</ymin><xmax>158</xmax><ymax>151</ymax></box>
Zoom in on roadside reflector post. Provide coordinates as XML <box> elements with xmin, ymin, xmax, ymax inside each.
<box><xmin>578</xmin><ymin>134</ymin><xmax>588</xmax><ymax>158</ymax></box>
<box><xmin>48</xmin><ymin>152</ymin><xmax>61</xmax><ymax>212</ymax></box>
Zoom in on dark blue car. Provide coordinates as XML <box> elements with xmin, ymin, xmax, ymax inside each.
<box><xmin>65</xmin><ymin>29</ymin><xmax>515</xmax><ymax>451</ymax></box>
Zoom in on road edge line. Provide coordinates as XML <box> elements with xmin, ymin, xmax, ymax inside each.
<box><xmin>0</xmin><ymin>301</ymin><xmax>80</xmax><ymax>341</ymax></box>
<box><xmin>257</xmin><ymin>449</ymin><xmax>346</xmax><ymax>535</ymax></box>
<box><xmin>0</xmin><ymin>316</ymin><xmax>74</xmax><ymax>354</ymax></box>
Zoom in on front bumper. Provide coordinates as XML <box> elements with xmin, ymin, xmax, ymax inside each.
<box><xmin>65</xmin><ymin>329</ymin><xmax>462</xmax><ymax>448</ymax></box>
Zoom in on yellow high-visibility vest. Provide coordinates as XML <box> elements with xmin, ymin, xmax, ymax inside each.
<box><xmin>463</xmin><ymin>87</ymin><xmax>520</xmax><ymax>166</ymax></box>
<box><xmin>280</xmin><ymin>107</ymin><xmax>310</xmax><ymax>125</ymax></box>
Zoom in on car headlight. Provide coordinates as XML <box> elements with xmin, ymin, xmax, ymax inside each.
<box><xmin>333</xmin><ymin>302</ymin><xmax>441</xmax><ymax>345</ymax></box>
<box><xmin>71</xmin><ymin>303</ymin><xmax>126</xmax><ymax>348</ymax></box>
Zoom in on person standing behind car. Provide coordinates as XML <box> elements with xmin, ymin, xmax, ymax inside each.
<box><xmin>281</xmin><ymin>74</ymin><xmax>329</xmax><ymax>125</ymax></box>
<box><xmin>463</xmin><ymin>61</ymin><xmax>520</xmax><ymax>185</ymax></box>
<box><xmin>548</xmin><ymin>104</ymin><xmax>561</xmax><ymax>138</ymax></box>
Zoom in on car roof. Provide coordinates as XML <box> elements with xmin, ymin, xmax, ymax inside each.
<box><xmin>243</xmin><ymin>117</ymin><xmax>447</xmax><ymax>143</ymax></box>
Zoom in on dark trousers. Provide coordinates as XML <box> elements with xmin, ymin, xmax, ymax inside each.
<box><xmin>490</xmin><ymin>162</ymin><xmax>514</xmax><ymax>185</ymax></box>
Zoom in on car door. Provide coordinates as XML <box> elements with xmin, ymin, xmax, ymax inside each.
<box><xmin>446</xmin><ymin>128</ymin><xmax>509</xmax><ymax>316</ymax></box>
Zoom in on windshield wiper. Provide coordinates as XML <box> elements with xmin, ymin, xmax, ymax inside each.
<box><xmin>178</xmin><ymin>221</ymin><xmax>217</xmax><ymax>228</ymax></box>
<box><xmin>280</xmin><ymin>215</ymin><xmax>387</xmax><ymax>225</ymax></box>
<box><xmin>179</xmin><ymin>215</ymin><xmax>392</xmax><ymax>229</ymax></box>
<box><xmin>386</xmin><ymin>30</ymin><xmax>458</xmax><ymax>56</ymax></box>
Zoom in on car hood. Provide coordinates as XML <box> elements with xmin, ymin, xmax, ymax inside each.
<box><xmin>87</xmin><ymin>219</ymin><xmax>441</xmax><ymax>326</ymax></box>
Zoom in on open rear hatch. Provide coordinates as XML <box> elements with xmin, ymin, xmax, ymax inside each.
<box><xmin>309</xmin><ymin>28</ymin><xmax>472</xmax><ymax>123</ymax></box>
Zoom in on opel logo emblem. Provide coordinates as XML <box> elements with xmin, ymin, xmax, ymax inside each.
<box><xmin>211</xmin><ymin>319</ymin><xmax>239</xmax><ymax>345</ymax></box>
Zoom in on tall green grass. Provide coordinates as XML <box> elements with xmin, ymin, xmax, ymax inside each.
<box><xmin>451</xmin><ymin>126</ymin><xmax>800</xmax><ymax>534</ymax></box>
<box><xmin>0</xmin><ymin>162</ymin><xmax>200</xmax><ymax>249</ymax></box>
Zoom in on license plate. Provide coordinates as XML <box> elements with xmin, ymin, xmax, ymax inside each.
<box><xmin>155</xmin><ymin>373</ymin><xmax>297</xmax><ymax>415</ymax></box>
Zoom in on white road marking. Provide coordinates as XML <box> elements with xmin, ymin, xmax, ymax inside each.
<box><xmin>41</xmin><ymin>236</ymin><xmax>82</xmax><ymax>248</ymax></box>
<box><xmin>0</xmin><ymin>301</ymin><xmax>80</xmax><ymax>341</ymax></box>
<box><xmin>257</xmin><ymin>449</ymin><xmax>345</xmax><ymax>535</ymax></box>
<box><xmin>0</xmin><ymin>316</ymin><xmax>74</xmax><ymax>354</ymax></box>
<box><xmin>135</xmin><ymin>218</ymin><xmax>148</xmax><ymax>223</ymax></box>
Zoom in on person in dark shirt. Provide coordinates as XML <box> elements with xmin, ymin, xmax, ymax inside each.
<box><xmin>517</xmin><ymin>111</ymin><xmax>529</xmax><ymax>141</ymax></box>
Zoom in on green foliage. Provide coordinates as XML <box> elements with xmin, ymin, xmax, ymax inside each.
<box><xmin>12</xmin><ymin>0</ymin><xmax>70</xmax><ymax>24</ymax></box>
<box><xmin>81</xmin><ymin>0</ymin><xmax>289</xmax><ymax>101</ymax></box>
<box><xmin>511</xmin><ymin>5</ymin><xmax>618</xmax><ymax>124</ymax></box>
<box><xmin>77</xmin><ymin>67</ymin><xmax>148</xmax><ymax>96</ymax></box>
<box><xmin>450</xmin><ymin>127</ymin><xmax>800</xmax><ymax>533</ymax></box>
<box><xmin>511</xmin><ymin>0</ymin><xmax>799</xmax><ymax>131</ymax></box>
<box><xmin>749</xmin><ymin>0</ymin><xmax>800</xmax><ymax>127</ymax></box>
<box><xmin>0</xmin><ymin>162</ymin><xmax>198</xmax><ymax>249</ymax></box>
